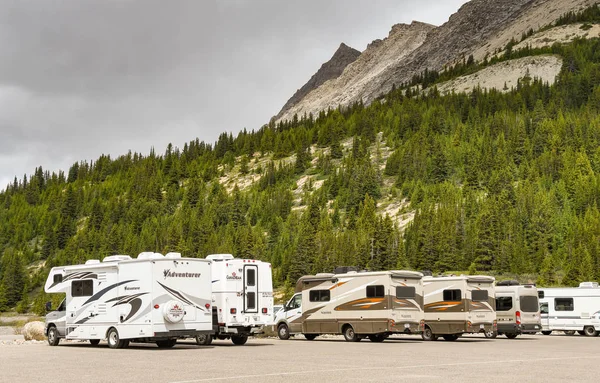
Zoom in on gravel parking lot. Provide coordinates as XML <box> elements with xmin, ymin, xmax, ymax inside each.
<box><xmin>1</xmin><ymin>334</ymin><xmax>599</xmax><ymax>382</ymax></box>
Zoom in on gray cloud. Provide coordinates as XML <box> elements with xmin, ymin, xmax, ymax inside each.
<box><xmin>0</xmin><ymin>0</ymin><xmax>468</xmax><ymax>188</ymax></box>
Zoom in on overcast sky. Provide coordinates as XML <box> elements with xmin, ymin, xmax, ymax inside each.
<box><xmin>0</xmin><ymin>0</ymin><xmax>468</xmax><ymax>188</ymax></box>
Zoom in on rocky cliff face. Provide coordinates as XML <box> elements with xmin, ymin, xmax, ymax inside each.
<box><xmin>275</xmin><ymin>43</ymin><xmax>360</xmax><ymax>121</ymax></box>
<box><xmin>276</xmin><ymin>0</ymin><xmax>597</xmax><ymax>123</ymax></box>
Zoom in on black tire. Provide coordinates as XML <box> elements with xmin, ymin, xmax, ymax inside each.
<box><xmin>156</xmin><ymin>339</ymin><xmax>177</xmax><ymax>348</ymax></box>
<box><xmin>421</xmin><ymin>326</ymin><xmax>437</xmax><ymax>341</ymax></box>
<box><xmin>89</xmin><ymin>339</ymin><xmax>101</xmax><ymax>346</ymax></box>
<box><xmin>343</xmin><ymin>325</ymin><xmax>359</xmax><ymax>342</ymax></box>
<box><xmin>368</xmin><ymin>334</ymin><xmax>386</xmax><ymax>342</ymax></box>
<box><xmin>541</xmin><ymin>331</ymin><xmax>552</xmax><ymax>336</ymax></box>
<box><xmin>564</xmin><ymin>330</ymin><xmax>576</xmax><ymax>336</ymax></box>
<box><xmin>231</xmin><ymin>335</ymin><xmax>248</xmax><ymax>345</ymax></box>
<box><xmin>277</xmin><ymin>324</ymin><xmax>290</xmax><ymax>340</ymax></box>
<box><xmin>107</xmin><ymin>328</ymin><xmax>128</xmax><ymax>349</ymax></box>
<box><xmin>583</xmin><ymin>326</ymin><xmax>598</xmax><ymax>337</ymax></box>
<box><xmin>505</xmin><ymin>333</ymin><xmax>518</xmax><ymax>339</ymax></box>
<box><xmin>484</xmin><ymin>330</ymin><xmax>497</xmax><ymax>339</ymax></box>
<box><xmin>577</xmin><ymin>330</ymin><xmax>586</xmax><ymax>336</ymax></box>
<box><xmin>195</xmin><ymin>334</ymin><xmax>213</xmax><ymax>345</ymax></box>
<box><xmin>304</xmin><ymin>334</ymin><xmax>318</xmax><ymax>341</ymax></box>
<box><xmin>47</xmin><ymin>326</ymin><xmax>60</xmax><ymax>347</ymax></box>
<box><xmin>443</xmin><ymin>334</ymin><xmax>459</xmax><ymax>341</ymax></box>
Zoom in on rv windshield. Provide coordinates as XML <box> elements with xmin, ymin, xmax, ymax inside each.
<box><xmin>520</xmin><ymin>295</ymin><xmax>539</xmax><ymax>312</ymax></box>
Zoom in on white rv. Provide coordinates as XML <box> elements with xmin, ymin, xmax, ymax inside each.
<box><xmin>43</xmin><ymin>252</ymin><xmax>214</xmax><ymax>348</ymax></box>
<box><xmin>422</xmin><ymin>275</ymin><xmax>496</xmax><ymax>341</ymax></box>
<box><xmin>538</xmin><ymin>282</ymin><xmax>600</xmax><ymax>336</ymax></box>
<box><xmin>195</xmin><ymin>254</ymin><xmax>273</xmax><ymax>346</ymax></box>
<box><xmin>274</xmin><ymin>270</ymin><xmax>424</xmax><ymax>342</ymax></box>
<box><xmin>493</xmin><ymin>281</ymin><xmax>541</xmax><ymax>339</ymax></box>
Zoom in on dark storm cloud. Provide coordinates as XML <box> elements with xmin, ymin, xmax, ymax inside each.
<box><xmin>0</xmin><ymin>0</ymin><xmax>468</xmax><ymax>187</ymax></box>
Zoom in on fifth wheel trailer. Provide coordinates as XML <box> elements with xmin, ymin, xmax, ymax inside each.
<box><xmin>195</xmin><ymin>254</ymin><xmax>273</xmax><ymax>346</ymax></box>
<box><xmin>422</xmin><ymin>275</ymin><xmax>496</xmax><ymax>341</ymax></box>
<box><xmin>538</xmin><ymin>282</ymin><xmax>600</xmax><ymax>336</ymax></box>
<box><xmin>43</xmin><ymin>252</ymin><xmax>214</xmax><ymax>348</ymax></box>
<box><xmin>274</xmin><ymin>270</ymin><xmax>424</xmax><ymax>342</ymax></box>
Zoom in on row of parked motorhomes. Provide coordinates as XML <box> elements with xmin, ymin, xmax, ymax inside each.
<box><xmin>43</xmin><ymin>256</ymin><xmax>600</xmax><ymax>348</ymax></box>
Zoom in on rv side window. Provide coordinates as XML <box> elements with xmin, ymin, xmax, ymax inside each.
<box><xmin>496</xmin><ymin>296</ymin><xmax>513</xmax><ymax>311</ymax></box>
<box><xmin>72</xmin><ymin>280</ymin><xmax>94</xmax><ymax>297</ymax></box>
<box><xmin>443</xmin><ymin>289</ymin><xmax>461</xmax><ymax>301</ymax></box>
<box><xmin>53</xmin><ymin>274</ymin><xmax>63</xmax><ymax>284</ymax></box>
<box><xmin>540</xmin><ymin>302</ymin><xmax>549</xmax><ymax>314</ymax></box>
<box><xmin>309</xmin><ymin>290</ymin><xmax>331</xmax><ymax>302</ymax></box>
<box><xmin>396</xmin><ymin>286</ymin><xmax>416</xmax><ymax>299</ymax></box>
<box><xmin>366</xmin><ymin>285</ymin><xmax>385</xmax><ymax>298</ymax></box>
<box><xmin>472</xmin><ymin>290</ymin><xmax>488</xmax><ymax>302</ymax></box>
<box><xmin>555</xmin><ymin>298</ymin><xmax>574</xmax><ymax>311</ymax></box>
<box><xmin>247</xmin><ymin>269</ymin><xmax>256</xmax><ymax>287</ymax></box>
<box><xmin>520</xmin><ymin>296</ymin><xmax>539</xmax><ymax>312</ymax></box>
<box><xmin>538</xmin><ymin>291</ymin><xmax>544</xmax><ymax>299</ymax></box>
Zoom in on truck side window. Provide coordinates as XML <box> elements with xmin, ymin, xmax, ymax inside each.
<box><xmin>288</xmin><ymin>294</ymin><xmax>302</xmax><ymax>310</ymax></box>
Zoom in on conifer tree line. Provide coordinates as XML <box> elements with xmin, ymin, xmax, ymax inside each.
<box><xmin>1</xmin><ymin>6</ymin><xmax>600</xmax><ymax>311</ymax></box>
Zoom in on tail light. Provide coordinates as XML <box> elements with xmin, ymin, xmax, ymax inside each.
<box><xmin>516</xmin><ymin>311</ymin><xmax>521</xmax><ymax>325</ymax></box>
<box><xmin>467</xmin><ymin>321</ymin><xmax>472</xmax><ymax>329</ymax></box>
<box><xmin>419</xmin><ymin>320</ymin><xmax>424</xmax><ymax>331</ymax></box>
<box><xmin>205</xmin><ymin>303</ymin><xmax>211</xmax><ymax>309</ymax></box>
<box><xmin>493</xmin><ymin>320</ymin><xmax>497</xmax><ymax>330</ymax></box>
<box><xmin>230</xmin><ymin>308</ymin><xmax>237</xmax><ymax>314</ymax></box>
<box><xmin>154</xmin><ymin>304</ymin><xmax>160</xmax><ymax>309</ymax></box>
<box><xmin>262</xmin><ymin>308</ymin><xmax>268</xmax><ymax>314</ymax></box>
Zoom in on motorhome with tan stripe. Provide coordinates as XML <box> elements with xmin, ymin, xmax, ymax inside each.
<box><xmin>422</xmin><ymin>275</ymin><xmax>496</xmax><ymax>341</ymax></box>
<box><xmin>274</xmin><ymin>269</ymin><xmax>424</xmax><ymax>342</ymax></box>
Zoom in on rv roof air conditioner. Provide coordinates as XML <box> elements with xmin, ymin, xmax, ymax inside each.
<box><xmin>333</xmin><ymin>266</ymin><xmax>358</xmax><ymax>274</ymax></box>
<box><xmin>165</xmin><ymin>252</ymin><xmax>182</xmax><ymax>259</ymax></box>
<box><xmin>102</xmin><ymin>255</ymin><xmax>132</xmax><ymax>262</ymax></box>
<box><xmin>85</xmin><ymin>259</ymin><xmax>100</xmax><ymax>265</ymax></box>
<box><xmin>137</xmin><ymin>252</ymin><xmax>154</xmax><ymax>260</ymax></box>
<box><xmin>579</xmin><ymin>281</ymin><xmax>599</xmax><ymax>288</ymax></box>
<box><xmin>206</xmin><ymin>254</ymin><xmax>234</xmax><ymax>261</ymax></box>
<box><xmin>150</xmin><ymin>252</ymin><xmax>164</xmax><ymax>259</ymax></box>
<box><xmin>497</xmin><ymin>280</ymin><xmax>520</xmax><ymax>286</ymax></box>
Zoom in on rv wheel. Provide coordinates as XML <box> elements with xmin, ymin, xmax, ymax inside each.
<box><xmin>577</xmin><ymin>330</ymin><xmax>585</xmax><ymax>336</ymax></box>
<box><xmin>342</xmin><ymin>325</ymin><xmax>359</xmax><ymax>342</ymax></box>
<box><xmin>47</xmin><ymin>326</ymin><xmax>60</xmax><ymax>346</ymax></box>
<box><xmin>484</xmin><ymin>330</ymin><xmax>497</xmax><ymax>339</ymax></box>
<box><xmin>277</xmin><ymin>324</ymin><xmax>290</xmax><ymax>340</ymax></box>
<box><xmin>505</xmin><ymin>333</ymin><xmax>518</xmax><ymax>339</ymax></box>
<box><xmin>304</xmin><ymin>334</ymin><xmax>318</xmax><ymax>341</ymax></box>
<box><xmin>195</xmin><ymin>334</ymin><xmax>213</xmax><ymax>345</ymax></box>
<box><xmin>583</xmin><ymin>326</ymin><xmax>598</xmax><ymax>337</ymax></box>
<box><xmin>563</xmin><ymin>330</ymin><xmax>575</xmax><ymax>336</ymax></box>
<box><xmin>156</xmin><ymin>339</ymin><xmax>177</xmax><ymax>348</ymax></box>
<box><xmin>541</xmin><ymin>331</ymin><xmax>552</xmax><ymax>336</ymax></box>
<box><xmin>231</xmin><ymin>335</ymin><xmax>248</xmax><ymax>345</ymax></box>
<box><xmin>442</xmin><ymin>334</ymin><xmax>459</xmax><ymax>341</ymax></box>
<box><xmin>89</xmin><ymin>339</ymin><xmax>101</xmax><ymax>346</ymax></box>
<box><xmin>368</xmin><ymin>334</ymin><xmax>386</xmax><ymax>342</ymax></box>
<box><xmin>421</xmin><ymin>326</ymin><xmax>437</xmax><ymax>341</ymax></box>
<box><xmin>107</xmin><ymin>328</ymin><xmax>128</xmax><ymax>349</ymax></box>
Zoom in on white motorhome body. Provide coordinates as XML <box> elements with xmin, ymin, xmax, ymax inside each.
<box><xmin>494</xmin><ymin>282</ymin><xmax>541</xmax><ymax>338</ymax></box>
<box><xmin>44</xmin><ymin>252</ymin><xmax>214</xmax><ymax>348</ymax></box>
<box><xmin>538</xmin><ymin>282</ymin><xmax>600</xmax><ymax>337</ymax></box>
<box><xmin>422</xmin><ymin>275</ymin><xmax>496</xmax><ymax>341</ymax></box>
<box><xmin>274</xmin><ymin>270</ymin><xmax>424</xmax><ymax>342</ymax></box>
<box><xmin>200</xmin><ymin>254</ymin><xmax>273</xmax><ymax>345</ymax></box>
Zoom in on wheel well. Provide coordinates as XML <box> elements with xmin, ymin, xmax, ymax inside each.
<box><xmin>277</xmin><ymin>321</ymin><xmax>288</xmax><ymax>329</ymax></box>
<box><xmin>424</xmin><ymin>324</ymin><xmax>432</xmax><ymax>331</ymax></box>
<box><xmin>46</xmin><ymin>323</ymin><xmax>56</xmax><ymax>335</ymax></box>
<box><xmin>341</xmin><ymin>323</ymin><xmax>353</xmax><ymax>333</ymax></box>
<box><xmin>106</xmin><ymin>327</ymin><xmax>117</xmax><ymax>338</ymax></box>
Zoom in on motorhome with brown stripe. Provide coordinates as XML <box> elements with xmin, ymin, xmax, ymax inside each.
<box><xmin>274</xmin><ymin>270</ymin><xmax>424</xmax><ymax>342</ymax></box>
<box><xmin>422</xmin><ymin>275</ymin><xmax>496</xmax><ymax>341</ymax></box>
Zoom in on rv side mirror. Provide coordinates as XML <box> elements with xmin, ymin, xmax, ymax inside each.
<box><xmin>45</xmin><ymin>301</ymin><xmax>52</xmax><ymax>312</ymax></box>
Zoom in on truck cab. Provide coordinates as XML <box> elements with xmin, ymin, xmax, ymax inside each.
<box><xmin>274</xmin><ymin>293</ymin><xmax>303</xmax><ymax>340</ymax></box>
<box><xmin>44</xmin><ymin>299</ymin><xmax>66</xmax><ymax>345</ymax></box>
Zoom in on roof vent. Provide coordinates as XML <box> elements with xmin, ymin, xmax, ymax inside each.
<box><xmin>165</xmin><ymin>252</ymin><xmax>182</xmax><ymax>259</ymax></box>
<box><xmin>85</xmin><ymin>260</ymin><xmax>100</xmax><ymax>265</ymax></box>
<box><xmin>206</xmin><ymin>254</ymin><xmax>235</xmax><ymax>261</ymax></box>
<box><xmin>102</xmin><ymin>255</ymin><xmax>132</xmax><ymax>262</ymax></box>
<box><xmin>497</xmin><ymin>280</ymin><xmax>520</xmax><ymax>286</ymax></box>
<box><xmin>579</xmin><ymin>282</ymin><xmax>599</xmax><ymax>288</ymax></box>
<box><xmin>334</xmin><ymin>266</ymin><xmax>358</xmax><ymax>274</ymax></box>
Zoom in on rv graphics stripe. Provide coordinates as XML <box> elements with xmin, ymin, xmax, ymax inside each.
<box><xmin>82</xmin><ymin>280</ymin><xmax>136</xmax><ymax>306</ymax></box>
<box><xmin>157</xmin><ymin>281</ymin><xmax>207</xmax><ymax>311</ymax></box>
<box><xmin>49</xmin><ymin>271</ymin><xmax>98</xmax><ymax>289</ymax></box>
<box><xmin>106</xmin><ymin>292</ymin><xmax>149</xmax><ymax>322</ymax></box>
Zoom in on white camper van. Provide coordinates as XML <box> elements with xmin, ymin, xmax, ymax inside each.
<box><xmin>195</xmin><ymin>254</ymin><xmax>273</xmax><ymax>346</ymax></box>
<box><xmin>43</xmin><ymin>252</ymin><xmax>214</xmax><ymax>348</ymax></box>
<box><xmin>274</xmin><ymin>269</ymin><xmax>424</xmax><ymax>342</ymax></box>
<box><xmin>422</xmin><ymin>275</ymin><xmax>496</xmax><ymax>341</ymax></box>
<box><xmin>493</xmin><ymin>281</ymin><xmax>541</xmax><ymax>339</ymax></box>
<box><xmin>538</xmin><ymin>282</ymin><xmax>600</xmax><ymax>336</ymax></box>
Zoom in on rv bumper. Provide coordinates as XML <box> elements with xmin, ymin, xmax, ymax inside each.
<box><xmin>154</xmin><ymin>329</ymin><xmax>214</xmax><ymax>338</ymax></box>
<box><xmin>218</xmin><ymin>325</ymin><xmax>264</xmax><ymax>335</ymax></box>
<box><xmin>520</xmin><ymin>323</ymin><xmax>541</xmax><ymax>333</ymax></box>
<box><xmin>467</xmin><ymin>322</ymin><xmax>494</xmax><ymax>334</ymax></box>
<box><xmin>390</xmin><ymin>322</ymin><xmax>420</xmax><ymax>334</ymax></box>
<box><xmin>497</xmin><ymin>323</ymin><xmax>541</xmax><ymax>334</ymax></box>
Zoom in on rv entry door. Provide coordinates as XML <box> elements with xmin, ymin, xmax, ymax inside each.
<box><xmin>244</xmin><ymin>265</ymin><xmax>258</xmax><ymax>314</ymax></box>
